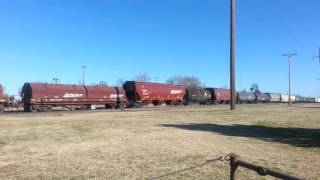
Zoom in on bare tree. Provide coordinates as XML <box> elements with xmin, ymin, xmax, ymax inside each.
<box><xmin>134</xmin><ymin>72</ymin><xmax>151</xmax><ymax>82</ymax></box>
<box><xmin>98</xmin><ymin>81</ymin><xmax>108</xmax><ymax>86</ymax></box>
<box><xmin>250</xmin><ymin>83</ymin><xmax>261</xmax><ymax>93</ymax></box>
<box><xmin>166</xmin><ymin>76</ymin><xmax>204</xmax><ymax>88</ymax></box>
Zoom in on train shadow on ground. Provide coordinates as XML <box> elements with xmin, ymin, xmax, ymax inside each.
<box><xmin>160</xmin><ymin>123</ymin><xmax>320</xmax><ymax>148</ymax></box>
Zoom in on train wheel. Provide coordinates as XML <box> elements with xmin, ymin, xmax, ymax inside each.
<box><xmin>29</xmin><ymin>105</ymin><xmax>39</xmax><ymax>112</ymax></box>
<box><xmin>44</xmin><ymin>105</ymin><xmax>53</xmax><ymax>112</ymax></box>
<box><xmin>0</xmin><ymin>104</ymin><xmax>4</xmax><ymax>113</ymax></box>
<box><xmin>105</xmin><ymin>104</ymin><xmax>112</xmax><ymax>109</ymax></box>
<box><xmin>119</xmin><ymin>102</ymin><xmax>125</xmax><ymax>110</ymax></box>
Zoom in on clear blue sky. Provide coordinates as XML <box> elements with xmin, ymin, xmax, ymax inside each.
<box><xmin>0</xmin><ymin>0</ymin><xmax>319</xmax><ymax>97</ymax></box>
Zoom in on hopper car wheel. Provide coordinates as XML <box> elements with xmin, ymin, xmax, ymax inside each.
<box><xmin>118</xmin><ymin>102</ymin><xmax>126</xmax><ymax>110</ymax></box>
<box><xmin>24</xmin><ymin>105</ymin><xmax>30</xmax><ymax>112</ymax></box>
<box><xmin>0</xmin><ymin>104</ymin><xmax>4</xmax><ymax>113</ymax></box>
<box><xmin>29</xmin><ymin>105</ymin><xmax>39</xmax><ymax>113</ymax></box>
<box><xmin>135</xmin><ymin>103</ymin><xmax>143</xmax><ymax>108</ymax></box>
<box><xmin>44</xmin><ymin>105</ymin><xmax>53</xmax><ymax>112</ymax></box>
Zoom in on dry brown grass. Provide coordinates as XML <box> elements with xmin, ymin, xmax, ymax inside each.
<box><xmin>0</xmin><ymin>104</ymin><xmax>319</xmax><ymax>180</ymax></box>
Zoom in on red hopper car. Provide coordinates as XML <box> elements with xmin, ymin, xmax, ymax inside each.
<box><xmin>123</xmin><ymin>81</ymin><xmax>186</xmax><ymax>107</ymax></box>
<box><xmin>0</xmin><ymin>84</ymin><xmax>5</xmax><ymax>112</ymax></box>
<box><xmin>206</xmin><ymin>88</ymin><xmax>231</xmax><ymax>104</ymax></box>
<box><xmin>21</xmin><ymin>83</ymin><xmax>126</xmax><ymax>112</ymax></box>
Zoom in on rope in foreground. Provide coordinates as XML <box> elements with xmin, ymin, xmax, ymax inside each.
<box><xmin>148</xmin><ymin>153</ymin><xmax>302</xmax><ymax>180</ymax></box>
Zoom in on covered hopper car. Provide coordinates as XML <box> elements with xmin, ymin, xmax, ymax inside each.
<box><xmin>304</xmin><ymin>97</ymin><xmax>316</xmax><ymax>103</ymax></box>
<box><xmin>280</xmin><ymin>94</ymin><xmax>289</xmax><ymax>103</ymax></box>
<box><xmin>266</xmin><ymin>93</ymin><xmax>281</xmax><ymax>103</ymax></box>
<box><xmin>123</xmin><ymin>81</ymin><xmax>185</xmax><ymax>107</ymax></box>
<box><xmin>184</xmin><ymin>88</ymin><xmax>211</xmax><ymax>105</ymax></box>
<box><xmin>21</xmin><ymin>83</ymin><xmax>126</xmax><ymax>112</ymax></box>
<box><xmin>206</xmin><ymin>88</ymin><xmax>230</xmax><ymax>104</ymax></box>
<box><xmin>295</xmin><ymin>96</ymin><xmax>304</xmax><ymax>103</ymax></box>
<box><xmin>237</xmin><ymin>92</ymin><xmax>255</xmax><ymax>104</ymax></box>
<box><xmin>255</xmin><ymin>93</ymin><xmax>271</xmax><ymax>103</ymax></box>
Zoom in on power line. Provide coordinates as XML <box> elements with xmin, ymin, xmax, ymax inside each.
<box><xmin>282</xmin><ymin>53</ymin><xmax>297</xmax><ymax>106</ymax></box>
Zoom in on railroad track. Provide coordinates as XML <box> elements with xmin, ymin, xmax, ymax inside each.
<box><xmin>0</xmin><ymin>103</ymin><xmax>317</xmax><ymax>117</ymax></box>
<box><xmin>0</xmin><ymin>104</ymin><xmax>231</xmax><ymax>117</ymax></box>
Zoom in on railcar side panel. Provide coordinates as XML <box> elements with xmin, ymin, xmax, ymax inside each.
<box><xmin>255</xmin><ymin>93</ymin><xmax>271</xmax><ymax>103</ymax></box>
<box><xmin>123</xmin><ymin>81</ymin><xmax>185</xmax><ymax>106</ymax></box>
<box><xmin>206</xmin><ymin>88</ymin><xmax>230</xmax><ymax>104</ymax></box>
<box><xmin>0</xmin><ymin>84</ymin><xmax>3</xmax><ymax>98</ymax></box>
<box><xmin>266</xmin><ymin>93</ymin><xmax>281</xmax><ymax>103</ymax></box>
<box><xmin>237</xmin><ymin>92</ymin><xmax>255</xmax><ymax>103</ymax></box>
<box><xmin>295</xmin><ymin>96</ymin><xmax>304</xmax><ymax>103</ymax></box>
<box><xmin>185</xmin><ymin>88</ymin><xmax>211</xmax><ymax>105</ymax></box>
<box><xmin>0</xmin><ymin>84</ymin><xmax>5</xmax><ymax>112</ymax></box>
<box><xmin>280</xmin><ymin>94</ymin><xmax>289</xmax><ymax>103</ymax></box>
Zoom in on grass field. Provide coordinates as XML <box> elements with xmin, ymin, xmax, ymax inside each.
<box><xmin>0</xmin><ymin>104</ymin><xmax>319</xmax><ymax>180</ymax></box>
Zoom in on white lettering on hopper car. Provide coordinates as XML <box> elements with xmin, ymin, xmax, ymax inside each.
<box><xmin>170</xmin><ymin>90</ymin><xmax>182</xmax><ymax>94</ymax></box>
<box><xmin>110</xmin><ymin>94</ymin><xmax>125</xmax><ymax>98</ymax></box>
<box><xmin>63</xmin><ymin>93</ymin><xmax>84</xmax><ymax>98</ymax></box>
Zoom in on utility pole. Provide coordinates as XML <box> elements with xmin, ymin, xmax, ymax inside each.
<box><xmin>283</xmin><ymin>53</ymin><xmax>297</xmax><ymax>106</ymax></box>
<box><xmin>82</xmin><ymin>65</ymin><xmax>87</xmax><ymax>85</ymax></box>
<box><xmin>230</xmin><ymin>0</ymin><xmax>236</xmax><ymax>110</ymax></box>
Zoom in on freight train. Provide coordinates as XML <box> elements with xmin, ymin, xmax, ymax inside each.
<box><xmin>0</xmin><ymin>81</ymin><xmax>319</xmax><ymax>113</ymax></box>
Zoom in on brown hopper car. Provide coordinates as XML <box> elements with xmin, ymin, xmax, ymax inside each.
<box><xmin>0</xmin><ymin>84</ymin><xmax>5</xmax><ymax>112</ymax></box>
<box><xmin>206</xmin><ymin>88</ymin><xmax>231</xmax><ymax>104</ymax></box>
<box><xmin>123</xmin><ymin>81</ymin><xmax>186</xmax><ymax>107</ymax></box>
<box><xmin>21</xmin><ymin>83</ymin><xmax>126</xmax><ymax>112</ymax></box>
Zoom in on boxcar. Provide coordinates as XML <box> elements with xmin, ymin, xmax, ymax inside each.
<box><xmin>185</xmin><ymin>88</ymin><xmax>211</xmax><ymax>105</ymax></box>
<box><xmin>266</xmin><ymin>93</ymin><xmax>281</xmax><ymax>103</ymax></box>
<box><xmin>237</xmin><ymin>92</ymin><xmax>255</xmax><ymax>104</ymax></box>
<box><xmin>316</xmin><ymin>98</ymin><xmax>320</xmax><ymax>103</ymax></box>
<box><xmin>280</xmin><ymin>94</ymin><xmax>289</xmax><ymax>103</ymax></box>
<box><xmin>255</xmin><ymin>93</ymin><xmax>271</xmax><ymax>103</ymax></box>
<box><xmin>206</xmin><ymin>88</ymin><xmax>230</xmax><ymax>104</ymax></box>
<box><xmin>21</xmin><ymin>83</ymin><xmax>126</xmax><ymax>112</ymax></box>
<box><xmin>290</xmin><ymin>96</ymin><xmax>296</xmax><ymax>103</ymax></box>
<box><xmin>123</xmin><ymin>81</ymin><xmax>185</xmax><ymax>107</ymax></box>
<box><xmin>0</xmin><ymin>83</ymin><xmax>5</xmax><ymax>112</ymax></box>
